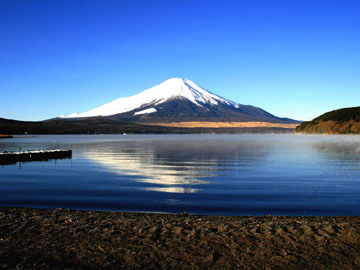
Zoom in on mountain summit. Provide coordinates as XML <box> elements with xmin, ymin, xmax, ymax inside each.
<box><xmin>59</xmin><ymin>78</ymin><xmax>298</xmax><ymax>124</ymax></box>
<box><xmin>60</xmin><ymin>78</ymin><xmax>236</xmax><ymax>118</ymax></box>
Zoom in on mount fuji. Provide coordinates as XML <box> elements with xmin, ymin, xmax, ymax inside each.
<box><xmin>59</xmin><ymin>78</ymin><xmax>298</xmax><ymax>124</ymax></box>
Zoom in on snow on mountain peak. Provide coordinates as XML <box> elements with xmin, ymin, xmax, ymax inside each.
<box><xmin>59</xmin><ymin>78</ymin><xmax>238</xmax><ymax>118</ymax></box>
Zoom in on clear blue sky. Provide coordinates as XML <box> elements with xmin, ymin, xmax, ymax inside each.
<box><xmin>1</xmin><ymin>0</ymin><xmax>359</xmax><ymax>121</ymax></box>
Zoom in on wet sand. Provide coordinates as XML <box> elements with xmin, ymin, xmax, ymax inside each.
<box><xmin>0</xmin><ymin>207</ymin><xmax>359</xmax><ymax>269</ymax></box>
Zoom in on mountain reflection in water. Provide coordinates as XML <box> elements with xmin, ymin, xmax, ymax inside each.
<box><xmin>1</xmin><ymin>134</ymin><xmax>360</xmax><ymax>215</ymax></box>
<box><xmin>80</xmin><ymin>139</ymin><xmax>268</xmax><ymax>193</ymax></box>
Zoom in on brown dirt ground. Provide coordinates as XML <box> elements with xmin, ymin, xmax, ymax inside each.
<box><xmin>147</xmin><ymin>122</ymin><xmax>299</xmax><ymax>129</ymax></box>
<box><xmin>0</xmin><ymin>207</ymin><xmax>359</xmax><ymax>270</ymax></box>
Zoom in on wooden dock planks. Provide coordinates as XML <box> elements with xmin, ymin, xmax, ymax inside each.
<box><xmin>0</xmin><ymin>149</ymin><xmax>72</xmax><ymax>165</ymax></box>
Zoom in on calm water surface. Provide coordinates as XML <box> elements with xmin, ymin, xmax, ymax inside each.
<box><xmin>0</xmin><ymin>134</ymin><xmax>359</xmax><ymax>215</ymax></box>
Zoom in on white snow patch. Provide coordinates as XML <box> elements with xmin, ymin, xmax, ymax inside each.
<box><xmin>133</xmin><ymin>108</ymin><xmax>157</xmax><ymax>115</ymax></box>
<box><xmin>58</xmin><ymin>113</ymin><xmax>81</xmax><ymax>118</ymax></box>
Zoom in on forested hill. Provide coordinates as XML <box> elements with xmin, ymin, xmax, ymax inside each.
<box><xmin>296</xmin><ymin>107</ymin><xmax>360</xmax><ymax>134</ymax></box>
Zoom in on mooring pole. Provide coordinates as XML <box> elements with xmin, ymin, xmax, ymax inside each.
<box><xmin>19</xmin><ymin>146</ymin><xmax>21</xmax><ymax>153</ymax></box>
<box><xmin>70</xmin><ymin>139</ymin><xmax>72</xmax><ymax>150</ymax></box>
<box><xmin>54</xmin><ymin>139</ymin><xmax>56</xmax><ymax>149</ymax></box>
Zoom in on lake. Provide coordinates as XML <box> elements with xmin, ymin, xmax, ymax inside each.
<box><xmin>0</xmin><ymin>134</ymin><xmax>359</xmax><ymax>215</ymax></box>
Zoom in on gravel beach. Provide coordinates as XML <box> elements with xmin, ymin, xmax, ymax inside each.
<box><xmin>0</xmin><ymin>207</ymin><xmax>359</xmax><ymax>269</ymax></box>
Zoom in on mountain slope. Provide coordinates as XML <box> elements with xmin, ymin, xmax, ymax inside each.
<box><xmin>59</xmin><ymin>78</ymin><xmax>299</xmax><ymax>124</ymax></box>
<box><xmin>296</xmin><ymin>106</ymin><xmax>360</xmax><ymax>134</ymax></box>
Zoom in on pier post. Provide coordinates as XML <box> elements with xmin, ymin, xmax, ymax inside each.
<box><xmin>54</xmin><ymin>140</ymin><xmax>56</xmax><ymax>149</ymax></box>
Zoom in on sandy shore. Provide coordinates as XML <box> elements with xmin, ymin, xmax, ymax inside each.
<box><xmin>0</xmin><ymin>207</ymin><xmax>359</xmax><ymax>270</ymax></box>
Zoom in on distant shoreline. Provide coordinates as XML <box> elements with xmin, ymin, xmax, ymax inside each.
<box><xmin>1</xmin><ymin>117</ymin><xmax>296</xmax><ymax>135</ymax></box>
<box><xmin>146</xmin><ymin>121</ymin><xmax>299</xmax><ymax>129</ymax></box>
<box><xmin>1</xmin><ymin>206</ymin><xmax>359</xmax><ymax>269</ymax></box>
<box><xmin>0</xmin><ymin>134</ymin><xmax>12</xmax><ymax>139</ymax></box>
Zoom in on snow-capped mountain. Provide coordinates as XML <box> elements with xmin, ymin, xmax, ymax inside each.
<box><xmin>59</xmin><ymin>78</ymin><xmax>298</xmax><ymax>123</ymax></box>
<box><xmin>60</xmin><ymin>78</ymin><xmax>237</xmax><ymax>118</ymax></box>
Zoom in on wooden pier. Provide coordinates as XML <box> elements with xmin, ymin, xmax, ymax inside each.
<box><xmin>0</xmin><ymin>149</ymin><xmax>72</xmax><ymax>165</ymax></box>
